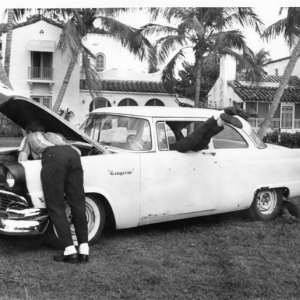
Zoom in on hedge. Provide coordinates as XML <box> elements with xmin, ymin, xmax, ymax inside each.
<box><xmin>0</xmin><ymin>113</ymin><xmax>23</xmax><ymax>137</ymax></box>
<box><xmin>263</xmin><ymin>130</ymin><xmax>300</xmax><ymax>148</ymax></box>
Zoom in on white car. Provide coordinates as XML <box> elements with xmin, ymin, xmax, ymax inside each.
<box><xmin>0</xmin><ymin>86</ymin><xmax>299</xmax><ymax>248</ymax></box>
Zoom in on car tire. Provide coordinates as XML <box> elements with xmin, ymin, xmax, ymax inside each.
<box><xmin>44</xmin><ymin>194</ymin><xmax>105</xmax><ymax>249</ymax></box>
<box><xmin>248</xmin><ymin>189</ymin><xmax>282</xmax><ymax>221</ymax></box>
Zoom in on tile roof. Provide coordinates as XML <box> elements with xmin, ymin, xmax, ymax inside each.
<box><xmin>236</xmin><ymin>73</ymin><xmax>300</xmax><ymax>87</ymax></box>
<box><xmin>80</xmin><ymin>79</ymin><xmax>168</xmax><ymax>94</ymax></box>
<box><xmin>228</xmin><ymin>73</ymin><xmax>300</xmax><ymax>102</ymax></box>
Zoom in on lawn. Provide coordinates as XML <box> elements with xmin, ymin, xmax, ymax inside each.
<box><xmin>1</xmin><ymin>202</ymin><xmax>300</xmax><ymax>300</ymax></box>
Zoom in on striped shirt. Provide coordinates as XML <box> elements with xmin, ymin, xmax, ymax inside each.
<box><xmin>19</xmin><ymin>132</ymin><xmax>70</xmax><ymax>159</ymax></box>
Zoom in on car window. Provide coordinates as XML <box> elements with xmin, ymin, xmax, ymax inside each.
<box><xmin>79</xmin><ymin>114</ymin><xmax>152</xmax><ymax>151</ymax></box>
<box><xmin>156</xmin><ymin>121</ymin><xmax>204</xmax><ymax>151</ymax></box>
<box><xmin>212</xmin><ymin>125</ymin><xmax>248</xmax><ymax>149</ymax></box>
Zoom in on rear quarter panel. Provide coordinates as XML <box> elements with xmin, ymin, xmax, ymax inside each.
<box><xmin>215</xmin><ymin>146</ymin><xmax>300</xmax><ymax>212</ymax></box>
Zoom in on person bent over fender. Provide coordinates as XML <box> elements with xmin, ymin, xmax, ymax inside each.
<box><xmin>18</xmin><ymin>120</ymin><xmax>89</xmax><ymax>264</ymax></box>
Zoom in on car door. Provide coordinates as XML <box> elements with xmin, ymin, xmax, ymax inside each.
<box><xmin>139</xmin><ymin>119</ymin><xmax>220</xmax><ymax>223</ymax></box>
<box><xmin>210</xmin><ymin>124</ymin><xmax>257</xmax><ymax>211</ymax></box>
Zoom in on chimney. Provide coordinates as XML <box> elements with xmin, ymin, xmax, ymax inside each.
<box><xmin>220</xmin><ymin>55</ymin><xmax>236</xmax><ymax>82</ymax></box>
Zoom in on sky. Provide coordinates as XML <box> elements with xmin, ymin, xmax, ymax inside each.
<box><xmin>0</xmin><ymin>0</ymin><xmax>298</xmax><ymax>61</ymax></box>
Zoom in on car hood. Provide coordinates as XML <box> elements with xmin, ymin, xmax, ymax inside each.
<box><xmin>0</xmin><ymin>87</ymin><xmax>108</xmax><ymax>153</ymax></box>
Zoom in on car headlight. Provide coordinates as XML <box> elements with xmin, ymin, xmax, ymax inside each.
<box><xmin>6</xmin><ymin>170</ymin><xmax>15</xmax><ymax>188</ymax></box>
<box><xmin>2</xmin><ymin>163</ymin><xmax>26</xmax><ymax>192</ymax></box>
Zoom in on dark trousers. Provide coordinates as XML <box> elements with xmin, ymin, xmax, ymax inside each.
<box><xmin>170</xmin><ymin>117</ymin><xmax>224</xmax><ymax>153</ymax></box>
<box><xmin>41</xmin><ymin>145</ymin><xmax>88</xmax><ymax>248</ymax></box>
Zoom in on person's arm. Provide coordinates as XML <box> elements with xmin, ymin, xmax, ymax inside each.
<box><xmin>18</xmin><ymin>136</ymin><xmax>31</xmax><ymax>162</ymax></box>
<box><xmin>18</xmin><ymin>151</ymin><xmax>29</xmax><ymax>162</ymax></box>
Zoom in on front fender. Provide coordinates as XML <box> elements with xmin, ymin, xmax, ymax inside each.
<box><xmin>83</xmin><ymin>186</ymin><xmax>139</xmax><ymax>229</ymax></box>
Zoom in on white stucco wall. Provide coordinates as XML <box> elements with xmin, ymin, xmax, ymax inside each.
<box><xmin>266</xmin><ymin>58</ymin><xmax>300</xmax><ymax>77</ymax></box>
<box><xmin>3</xmin><ymin>20</ymin><xmax>82</xmax><ymax>124</ymax></box>
<box><xmin>83</xmin><ymin>34</ymin><xmax>148</xmax><ymax>73</ymax></box>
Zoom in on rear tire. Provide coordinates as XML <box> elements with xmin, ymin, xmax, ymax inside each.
<box><xmin>44</xmin><ymin>194</ymin><xmax>105</xmax><ymax>249</ymax></box>
<box><xmin>248</xmin><ymin>189</ymin><xmax>282</xmax><ymax>221</ymax></box>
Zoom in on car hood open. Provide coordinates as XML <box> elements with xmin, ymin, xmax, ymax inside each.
<box><xmin>0</xmin><ymin>87</ymin><xmax>108</xmax><ymax>153</ymax></box>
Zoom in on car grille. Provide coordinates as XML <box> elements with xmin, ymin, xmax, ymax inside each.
<box><xmin>0</xmin><ymin>191</ymin><xmax>26</xmax><ymax>211</ymax></box>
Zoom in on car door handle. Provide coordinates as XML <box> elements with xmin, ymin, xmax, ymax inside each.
<box><xmin>202</xmin><ymin>151</ymin><xmax>216</xmax><ymax>156</ymax></box>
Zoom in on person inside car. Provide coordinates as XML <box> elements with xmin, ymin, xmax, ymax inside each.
<box><xmin>170</xmin><ymin>106</ymin><xmax>245</xmax><ymax>152</ymax></box>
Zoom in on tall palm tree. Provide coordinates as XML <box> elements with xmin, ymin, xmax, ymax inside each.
<box><xmin>142</xmin><ymin>7</ymin><xmax>263</xmax><ymax>107</ymax></box>
<box><xmin>258</xmin><ymin>7</ymin><xmax>300</xmax><ymax>139</ymax></box>
<box><xmin>237</xmin><ymin>48</ymin><xmax>270</xmax><ymax>83</ymax></box>
<box><xmin>44</xmin><ymin>8</ymin><xmax>153</xmax><ymax>112</ymax></box>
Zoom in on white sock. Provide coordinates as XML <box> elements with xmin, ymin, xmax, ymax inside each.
<box><xmin>79</xmin><ymin>243</ymin><xmax>89</xmax><ymax>255</ymax></box>
<box><xmin>217</xmin><ymin>118</ymin><xmax>226</xmax><ymax>127</ymax></box>
<box><xmin>64</xmin><ymin>245</ymin><xmax>77</xmax><ymax>255</ymax></box>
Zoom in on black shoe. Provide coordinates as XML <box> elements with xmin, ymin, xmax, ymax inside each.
<box><xmin>220</xmin><ymin>113</ymin><xmax>243</xmax><ymax>129</ymax></box>
<box><xmin>224</xmin><ymin>106</ymin><xmax>250</xmax><ymax>120</ymax></box>
<box><xmin>78</xmin><ymin>253</ymin><xmax>89</xmax><ymax>263</ymax></box>
<box><xmin>53</xmin><ymin>253</ymin><xmax>78</xmax><ymax>263</ymax></box>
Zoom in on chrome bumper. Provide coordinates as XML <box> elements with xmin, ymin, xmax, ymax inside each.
<box><xmin>0</xmin><ymin>207</ymin><xmax>49</xmax><ymax>235</ymax></box>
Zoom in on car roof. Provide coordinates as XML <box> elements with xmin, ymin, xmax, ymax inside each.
<box><xmin>91</xmin><ymin>106</ymin><xmax>218</xmax><ymax>118</ymax></box>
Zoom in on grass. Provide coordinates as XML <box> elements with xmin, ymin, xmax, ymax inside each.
<box><xmin>1</xmin><ymin>203</ymin><xmax>300</xmax><ymax>300</ymax></box>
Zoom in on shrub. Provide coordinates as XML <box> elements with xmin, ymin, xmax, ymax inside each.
<box><xmin>263</xmin><ymin>130</ymin><xmax>300</xmax><ymax>148</ymax></box>
<box><xmin>0</xmin><ymin>113</ymin><xmax>23</xmax><ymax>137</ymax></box>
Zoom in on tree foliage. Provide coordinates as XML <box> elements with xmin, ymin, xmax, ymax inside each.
<box><xmin>142</xmin><ymin>7</ymin><xmax>263</xmax><ymax>107</ymax></box>
<box><xmin>258</xmin><ymin>7</ymin><xmax>300</xmax><ymax>139</ymax></box>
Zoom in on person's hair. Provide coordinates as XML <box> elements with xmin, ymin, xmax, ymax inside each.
<box><xmin>25</xmin><ymin>120</ymin><xmax>45</xmax><ymax>133</ymax></box>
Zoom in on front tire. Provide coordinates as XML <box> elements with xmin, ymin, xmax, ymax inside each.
<box><xmin>44</xmin><ymin>194</ymin><xmax>105</xmax><ymax>249</ymax></box>
<box><xmin>248</xmin><ymin>189</ymin><xmax>282</xmax><ymax>221</ymax></box>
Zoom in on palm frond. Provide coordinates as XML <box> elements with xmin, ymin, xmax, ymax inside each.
<box><xmin>161</xmin><ymin>49</ymin><xmax>186</xmax><ymax>93</ymax></box>
<box><xmin>81</xmin><ymin>51</ymin><xmax>102</xmax><ymax>98</ymax></box>
<box><xmin>225</xmin><ymin>7</ymin><xmax>264</xmax><ymax>34</ymax></box>
<box><xmin>156</xmin><ymin>35</ymin><xmax>188</xmax><ymax>64</ymax></box>
<box><xmin>141</xmin><ymin>23</ymin><xmax>180</xmax><ymax>37</ymax></box>
<box><xmin>57</xmin><ymin>19</ymin><xmax>83</xmax><ymax>59</ymax></box>
<box><xmin>212</xmin><ymin>30</ymin><xmax>247</xmax><ymax>52</ymax></box>
<box><xmin>96</xmin><ymin>16</ymin><xmax>152</xmax><ymax>61</ymax></box>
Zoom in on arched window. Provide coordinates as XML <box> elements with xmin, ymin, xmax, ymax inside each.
<box><xmin>89</xmin><ymin>97</ymin><xmax>111</xmax><ymax>112</ymax></box>
<box><xmin>145</xmin><ymin>99</ymin><xmax>165</xmax><ymax>106</ymax></box>
<box><xmin>96</xmin><ymin>53</ymin><xmax>105</xmax><ymax>72</ymax></box>
<box><xmin>118</xmin><ymin>98</ymin><xmax>138</xmax><ymax>106</ymax></box>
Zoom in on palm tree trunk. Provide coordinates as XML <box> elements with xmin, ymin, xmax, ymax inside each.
<box><xmin>2</xmin><ymin>9</ymin><xmax>14</xmax><ymax>90</ymax></box>
<box><xmin>257</xmin><ymin>39</ymin><xmax>300</xmax><ymax>139</ymax></box>
<box><xmin>52</xmin><ymin>56</ymin><xmax>77</xmax><ymax>113</ymax></box>
<box><xmin>194</xmin><ymin>57</ymin><xmax>201</xmax><ymax>108</ymax></box>
<box><xmin>0</xmin><ymin>60</ymin><xmax>12</xmax><ymax>89</ymax></box>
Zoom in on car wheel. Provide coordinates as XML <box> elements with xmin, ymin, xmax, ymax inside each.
<box><xmin>248</xmin><ymin>189</ymin><xmax>282</xmax><ymax>221</ymax></box>
<box><xmin>44</xmin><ymin>194</ymin><xmax>105</xmax><ymax>249</ymax></box>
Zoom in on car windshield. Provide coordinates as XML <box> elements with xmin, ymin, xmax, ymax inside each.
<box><xmin>79</xmin><ymin>114</ymin><xmax>152</xmax><ymax>151</ymax></box>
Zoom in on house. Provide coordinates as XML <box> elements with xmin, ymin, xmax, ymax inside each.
<box><xmin>208</xmin><ymin>55</ymin><xmax>300</xmax><ymax>133</ymax></box>
<box><xmin>1</xmin><ymin>15</ymin><xmax>191</xmax><ymax>126</ymax></box>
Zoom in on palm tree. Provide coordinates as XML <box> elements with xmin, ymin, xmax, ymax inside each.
<box><xmin>237</xmin><ymin>48</ymin><xmax>270</xmax><ymax>83</ymax></box>
<box><xmin>44</xmin><ymin>8</ymin><xmax>152</xmax><ymax>112</ymax></box>
<box><xmin>142</xmin><ymin>7</ymin><xmax>263</xmax><ymax>107</ymax></box>
<box><xmin>258</xmin><ymin>7</ymin><xmax>300</xmax><ymax>139</ymax></box>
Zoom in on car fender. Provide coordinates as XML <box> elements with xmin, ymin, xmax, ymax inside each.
<box><xmin>83</xmin><ymin>186</ymin><xmax>139</xmax><ymax>229</ymax></box>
